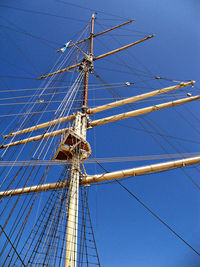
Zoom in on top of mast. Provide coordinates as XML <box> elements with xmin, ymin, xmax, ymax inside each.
<box><xmin>0</xmin><ymin>9</ymin><xmax>200</xmax><ymax>266</ymax></box>
<box><xmin>82</xmin><ymin>12</ymin><xmax>96</xmax><ymax>110</ymax></box>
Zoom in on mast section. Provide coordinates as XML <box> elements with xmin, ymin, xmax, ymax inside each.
<box><xmin>1</xmin><ymin>12</ymin><xmax>199</xmax><ymax>265</ymax></box>
<box><xmin>66</xmin><ymin>13</ymin><xmax>95</xmax><ymax>267</ymax></box>
<box><xmin>83</xmin><ymin>13</ymin><xmax>95</xmax><ymax>109</ymax></box>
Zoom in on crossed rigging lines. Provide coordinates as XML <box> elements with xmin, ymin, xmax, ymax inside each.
<box><xmin>93</xmin><ymin>158</ymin><xmax>200</xmax><ymax>257</ymax></box>
<box><xmin>0</xmin><ymin>2</ymin><xmax>199</xmax><ymax>265</ymax></box>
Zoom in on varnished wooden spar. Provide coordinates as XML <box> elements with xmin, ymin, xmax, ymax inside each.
<box><xmin>4</xmin><ymin>114</ymin><xmax>75</xmax><ymax>138</ymax></box>
<box><xmin>0</xmin><ymin>181</ymin><xmax>69</xmax><ymax>196</ymax></box>
<box><xmin>93</xmin><ymin>35</ymin><xmax>155</xmax><ymax>61</ymax></box>
<box><xmin>1</xmin><ymin>127</ymin><xmax>69</xmax><ymax>149</ymax></box>
<box><xmin>87</xmin><ymin>81</ymin><xmax>195</xmax><ymax>114</ymax></box>
<box><xmin>39</xmin><ymin>35</ymin><xmax>154</xmax><ymax>80</ymax></box>
<box><xmin>3</xmin><ymin>93</ymin><xmax>198</xmax><ymax>143</ymax></box>
<box><xmin>83</xmin><ymin>155</ymin><xmax>200</xmax><ymax>184</ymax></box>
<box><xmin>89</xmin><ymin>95</ymin><xmax>200</xmax><ymax>127</ymax></box>
<box><xmin>5</xmin><ymin>81</ymin><xmax>195</xmax><ymax>139</ymax></box>
<box><xmin>38</xmin><ymin>63</ymin><xmax>81</xmax><ymax>80</ymax></box>
<box><xmin>1</xmin><ymin>155</ymin><xmax>200</xmax><ymax>196</ymax></box>
<box><xmin>66</xmin><ymin>19</ymin><xmax>135</xmax><ymax>49</ymax></box>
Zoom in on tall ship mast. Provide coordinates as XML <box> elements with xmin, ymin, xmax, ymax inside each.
<box><xmin>0</xmin><ymin>6</ymin><xmax>200</xmax><ymax>267</ymax></box>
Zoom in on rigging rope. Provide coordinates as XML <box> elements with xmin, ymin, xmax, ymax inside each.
<box><xmin>93</xmin><ymin>158</ymin><xmax>200</xmax><ymax>258</ymax></box>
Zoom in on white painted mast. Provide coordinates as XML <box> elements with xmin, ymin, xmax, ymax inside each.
<box><xmin>0</xmin><ymin>13</ymin><xmax>199</xmax><ymax>267</ymax></box>
<box><xmin>65</xmin><ymin>12</ymin><xmax>95</xmax><ymax>267</ymax></box>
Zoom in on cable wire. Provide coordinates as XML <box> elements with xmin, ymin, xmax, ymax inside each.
<box><xmin>92</xmin><ymin>158</ymin><xmax>200</xmax><ymax>257</ymax></box>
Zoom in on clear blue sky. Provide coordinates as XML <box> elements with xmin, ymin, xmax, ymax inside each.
<box><xmin>0</xmin><ymin>0</ymin><xmax>200</xmax><ymax>266</ymax></box>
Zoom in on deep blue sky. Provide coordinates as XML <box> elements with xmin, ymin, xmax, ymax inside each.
<box><xmin>0</xmin><ymin>0</ymin><xmax>200</xmax><ymax>266</ymax></box>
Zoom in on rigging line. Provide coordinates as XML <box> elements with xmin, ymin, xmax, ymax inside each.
<box><xmin>1</xmin><ymin>167</ymin><xmax>42</xmax><ymax>263</ymax></box>
<box><xmin>175</xmin><ymin>108</ymin><xmax>200</xmax><ymax>136</ymax></box>
<box><xmin>93</xmin><ymin>72</ymin><xmax>200</xmax><ymax>191</ymax></box>
<box><xmin>38</xmin><ymin>55</ymin><xmax>70</xmax><ymax>98</ymax></box>
<box><xmin>0</xmin><ymin>96</ymin><xmax>197</xmax><ymax>119</ymax></box>
<box><xmin>0</xmin><ymin>225</ymin><xmax>26</xmax><ymax>266</ymax></box>
<box><xmin>184</xmin><ymin>105</ymin><xmax>200</xmax><ymax>124</ymax></box>
<box><xmin>55</xmin><ymin>71</ymin><xmax>83</xmax><ymax>115</ymax></box>
<box><xmin>0</xmin><ymin>75</ymin><xmax>22</xmax><ymax>104</ymax></box>
<box><xmin>38</xmin><ymin>21</ymin><xmax>89</xmax><ymax>86</ymax></box>
<box><xmin>93</xmin><ymin>158</ymin><xmax>200</xmax><ymax>257</ymax></box>
<box><xmin>36</xmin><ymin>189</ymin><xmax>65</xmax><ymax>264</ymax></box>
<box><xmin>160</xmin><ymin>85</ymin><xmax>200</xmax><ymax>136</ymax></box>
<box><xmin>95</xmin><ymin>22</ymin><xmax>155</xmax><ymax>85</ymax></box>
<box><xmin>0</xmin><ymin>75</ymin><xmax>38</xmax><ymax>80</ymax></box>
<box><xmin>18</xmin><ymin>182</ymin><xmax>60</xmax><ymax>258</ymax></box>
<box><xmin>152</xmin><ymin>82</ymin><xmax>200</xmax><ymax>136</ymax></box>
<box><xmin>0</xmin><ymin>93</ymin><xmax>194</xmax><ymax>105</ymax></box>
<box><xmin>0</xmin><ymin>156</ymin><xmax>38</xmax><ymax>214</ymax></box>
<box><xmin>0</xmin><ymin>4</ymin><xmax>88</xmax><ymax>23</ymax></box>
<box><xmin>112</xmin><ymin>35</ymin><xmax>156</xmax><ymax>78</ymax></box>
<box><xmin>0</xmin><ymin>75</ymin><xmax>42</xmax><ymax>138</ymax></box>
<box><xmin>0</xmin><ymin>28</ymin><xmax>39</xmax><ymax>75</ymax></box>
<box><xmin>1</xmin><ymin>155</ymin><xmax>200</xmax><ymax>165</ymax></box>
<box><xmin>18</xmin><ymin>90</ymin><xmax>65</xmax><ymax>159</ymax></box>
<box><xmin>125</xmin><ymin>95</ymin><xmax>200</xmax><ymax>190</ymax></box>
<box><xmin>21</xmin><ymin>162</ymin><xmax>68</xmax><ymax>263</ymax></box>
<box><xmin>139</xmin><ymin>117</ymin><xmax>200</xmax><ymax>190</ymax></box>
<box><xmin>0</xmin><ymin>23</ymin><xmax>59</xmax><ymax>48</ymax></box>
<box><xmin>0</xmin><ymin>84</ymin><xmax>59</xmax><ymax>138</ymax></box>
<box><xmin>149</xmin><ymin>117</ymin><xmax>200</xmax><ymax>176</ymax></box>
<box><xmin>0</xmin><ymin>83</ymin><xmax>56</xmax><ymax>171</ymax></box>
<box><xmin>26</xmin><ymin>182</ymin><xmax>63</xmax><ymax>264</ymax></box>
<box><xmin>81</xmin><ymin>188</ymin><xmax>89</xmax><ymax>266</ymax></box>
<box><xmin>138</xmin><ymin>72</ymin><xmax>200</xmax><ymax>137</ymax></box>
<box><xmin>90</xmin><ymin>164</ymin><xmax>200</xmax><ymax>187</ymax></box>
<box><xmin>6</xmin><ymin>190</ymin><xmax>39</xmax><ymax>266</ymax></box>
<box><xmin>95</xmin><ymin>20</ymin><xmax>153</xmax><ymax>35</ymax></box>
<box><xmin>97</xmin><ymin>65</ymin><xmax>152</xmax><ymax>77</ymax></box>
<box><xmin>0</xmin><ymin>78</ymin><xmax>19</xmax><ymax>128</ymax></box>
<box><xmin>6</xmin><ymin>48</ymin><xmax>73</xmax><ymax>139</ymax></box>
<box><xmin>0</xmin><ymin>109</ymin><xmax>59</xmax><ymax>118</ymax></box>
<box><xmin>56</xmin><ymin>0</ymin><xmax>131</xmax><ymax>20</ymax></box>
<box><xmin>41</xmin><ymin>77</ymin><xmax>83</xmax><ymax>155</ymax></box>
<box><xmin>1</xmin><ymin>82</ymin><xmax>195</xmax><ymax>95</ymax></box>
<box><xmin>101</xmin><ymin>56</ymin><xmax>153</xmax><ymax>77</ymax></box>
<box><xmin>115</xmin><ymin>122</ymin><xmax>200</xmax><ymax>145</ymax></box>
<box><xmin>82</xmin><ymin>187</ymin><xmax>101</xmax><ymax>266</ymax></box>
<box><xmin>104</xmin><ymin>33</ymin><xmax>145</xmax><ymax>37</ymax></box>
<box><xmin>0</xmin><ymin>81</ymin><xmax>143</xmax><ymax>92</ymax></box>
<box><xmin>39</xmin><ymin>72</ymin><xmax>84</xmax><ymax>160</ymax></box>
<box><xmin>0</xmin><ymin>56</ymin><xmax>36</xmax><ymax>76</ymax></box>
<box><xmin>101</xmin><ymin>38</ymin><xmax>199</xmax><ymax>159</ymax></box>
<box><xmin>0</xmin><ymin>83</ymin><xmax>132</xmax><ymax>94</ymax></box>
<box><xmin>94</xmin><ymin>38</ymin><xmax>154</xmax><ymax>89</ymax></box>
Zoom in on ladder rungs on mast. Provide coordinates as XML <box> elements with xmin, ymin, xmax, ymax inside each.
<box><xmin>1</xmin><ymin>155</ymin><xmax>199</xmax><ymax>196</ymax></box>
<box><xmin>89</xmin><ymin>95</ymin><xmax>200</xmax><ymax>127</ymax></box>
<box><xmin>87</xmin><ymin>81</ymin><xmax>195</xmax><ymax>114</ymax></box>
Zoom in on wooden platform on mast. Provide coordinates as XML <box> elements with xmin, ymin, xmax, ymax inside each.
<box><xmin>53</xmin><ymin>129</ymin><xmax>91</xmax><ymax>161</ymax></box>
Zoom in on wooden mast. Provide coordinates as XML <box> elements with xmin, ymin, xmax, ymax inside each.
<box><xmin>83</xmin><ymin>13</ymin><xmax>95</xmax><ymax>109</ymax></box>
<box><xmin>65</xmin><ymin>13</ymin><xmax>95</xmax><ymax>267</ymax></box>
<box><xmin>1</xmin><ymin>13</ymin><xmax>200</xmax><ymax>265</ymax></box>
<box><xmin>65</xmin><ymin>113</ymin><xmax>82</xmax><ymax>267</ymax></box>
